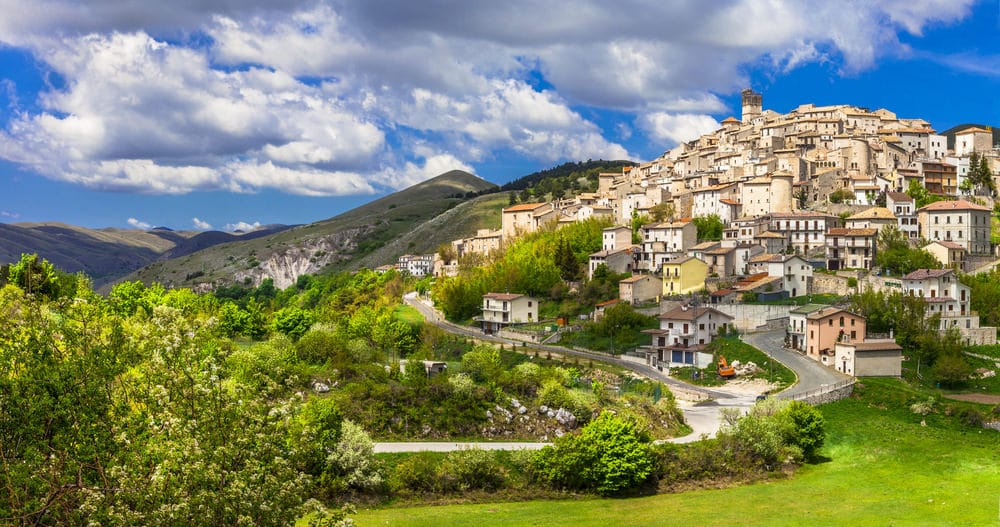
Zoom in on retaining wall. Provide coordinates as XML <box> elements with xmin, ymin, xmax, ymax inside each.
<box><xmin>783</xmin><ymin>379</ymin><xmax>856</xmax><ymax>405</ymax></box>
<box><xmin>715</xmin><ymin>304</ymin><xmax>792</xmax><ymax>331</ymax></box>
<box><xmin>812</xmin><ymin>274</ymin><xmax>852</xmax><ymax>296</ymax></box>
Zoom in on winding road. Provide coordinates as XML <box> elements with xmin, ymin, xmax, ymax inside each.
<box><xmin>375</xmin><ymin>295</ymin><xmax>847</xmax><ymax>452</ymax></box>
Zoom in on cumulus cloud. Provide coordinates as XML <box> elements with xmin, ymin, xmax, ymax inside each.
<box><xmin>224</xmin><ymin>221</ymin><xmax>261</xmax><ymax>232</ymax></box>
<box><xmin>638</xmin><ymin>113</ymin><xmax>721</xmax><ymax>145</ymax></box>
<box><xmin>0</xmin><ymin>0</ymin><xmax>980</xmax><ymax>197</ymax></box>
<box><xmin>192</xmin><ymin>217</ymin><xmax>212</xmax><ymax>230</ymax></box>
<box><xmin>127</xmin><ymin>217</ymin><xmax>152</xmax><ymax>229</ymax></box>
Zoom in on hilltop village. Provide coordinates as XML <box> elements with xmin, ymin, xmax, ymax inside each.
<box><xmin>394</xmin><ymin>90</ymin><xmax>1000</xmax><ymax>381</ymax></box>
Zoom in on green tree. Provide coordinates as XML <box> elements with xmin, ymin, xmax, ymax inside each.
<box><xmin>692</xmin><ymin>214</ymin><xmax>723</xmax><ymax>240</ymax></box>
<box><xmin>7</xmin><ymin>253</ymin><xmax>59</xmax><ymax>298</ymax></box>
<box><xmin>649</xmin><ymin>202</ymin><xmax>676</xmax><ymax>223</ymax></box>
<box><xmin>534</xmin><ymin>412</ymin><xmax>655</xmax><ymax>496</ymax></box>
<box><xmin>273</xmin><ymin>306</ymin><xmax>316</xmax><ymax>341</ymax></box>
<box><xmin>874</xmin><ymin>225</ymin><xmax>941</xmax><ymax>275</ymax></box>
<box><xmin>554</xmin><ymin>236</ymin><xmax>581</xmax><ymax>281</ymax></box>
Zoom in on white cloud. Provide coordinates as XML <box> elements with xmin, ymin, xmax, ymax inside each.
<box><xmin>638</xmin><ymin>113</ymin><xmax>721</xmax><ymax>145</ymax></box>
<box><xmin>224</xmin><ymin>221</ymin><xmax>261</xmax><ymax>232</ymax></box>
<box><xmin>192</xmin><ymin>217</ymin><xmax>212</xmax><ymax>230</ymax></box>
<box><xmin>1</xmin><ymin>211</ymin><xmax>20</xmax><ymax>219</ymax></box>
<box><xmin>380</xmin><ymin>153</ymin><xmax>476</xmax><ymax>190</ymax></box>
<box><xmin>127</xmin><ymin>217</ymin><xmax>152</xmax><ymax>229</ymax></box>
<box><xmin>0</xmin><ymin>0</ymin><xmax>981</xmax><ymax>197</ymax></box>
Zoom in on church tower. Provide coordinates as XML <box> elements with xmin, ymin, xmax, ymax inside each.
<box><xmin>741</xmin><ymin>88</ymin><xmax>762</xmax><ymax>123</ymax></box>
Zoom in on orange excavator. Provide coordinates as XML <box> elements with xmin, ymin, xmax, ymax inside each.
<box><xmin>717</xmin><ymin>355</ymin><xmax>735</xmax><ymax>379</ymax></box>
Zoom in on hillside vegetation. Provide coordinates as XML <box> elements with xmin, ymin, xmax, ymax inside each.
<box><xmin>127</xmin><ymin>170</ymin><xmax>499</xmax><ymax>290</ymax></box>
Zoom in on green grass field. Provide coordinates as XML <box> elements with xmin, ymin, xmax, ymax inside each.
<box><xmin>354</xmin><ymin>378</ymin><xmax>1000</xmax><ymax>526</ymax></box>
<box><xmin>394</xmin><ymin>304</ymin><xmax>424</xmax><ymax>325</ymax></box>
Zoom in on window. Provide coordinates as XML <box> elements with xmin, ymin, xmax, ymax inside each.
<box><xmin>828</xmin><ymin>319</ymin><xmax>833</xmax><ymax>326</ymax></box>
<box><xmin>839</xmin><ymin>316</ymin><xmax>844</xmax><ymax>327</ymax></box>
<box><xmin>528</xmin><ymin>301</ymin><xmax>532</xmax><ymax>307</ymax></box>
<box><xmin>699</xmin><ymin>323</ymin><xmax>705</xmax><ymax>330</ymax></box>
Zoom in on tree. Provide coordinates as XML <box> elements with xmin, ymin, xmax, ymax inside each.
<box><xmin>649</xmin><ymin>202</ymin><xmax>676</xmax><ymax>223</ymax></box>
<box><xmin>692</xmin><ymin>214</ymin><xmax>723</xmax><ymax>241</ymax></box>
<box><xmin>273</xmin><ymin>306</ymin><xmax>316</xmax><ymax>341</ymax></box>
<box><xmin>554</xmin><ymin>236</ymin><xmax>581</xmax><ymax>281</ymax></box>
<box><xmin>969</xmin><ymin>152</ymin><xmax>996</xmax><ymax>196</ymax></box>
<box><xmin>794</xmin><ymin>188</ymin><xmax>808</xmax><ymax>209</ymax></box>
<box><xmin>875</xmin><ymin>224</ymin><xmax>940</xmax><ymax>275</ymax></box>
<box><xmin>438</xmin><ymin>243</ymin><xmax>458</xmax><ymax>264</ymax></box>
<box><xmin>534</xmin><ymin>412</ymin><xmax>655</xmax><ymax>496</ymax></box>
<box><xmin>7</xmin><ymin>253</ymin><xmax>59</xmax><ymax>298</ymax></box>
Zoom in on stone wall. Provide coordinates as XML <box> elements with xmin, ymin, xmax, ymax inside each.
<box><xmin>715</xmin><ymin>304</ymin><xmax>792</xmax><ymax>331</ymax></box>
<box><xmin>782</xmin><ymin>379</ymin><xmax>856</xmax><ymax>405</ymax></box>
<box><xmin>963</xmin><ymin>327</ymin><xmax>998</xmax><ymax>346</ymax></box>
<box><xmin>812</xmin><ymin>273</ymin><xmax>853</xmax><ymax>296</ymax></box>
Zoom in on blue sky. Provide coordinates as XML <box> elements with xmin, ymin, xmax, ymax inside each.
<box><xmin>0</xmin><ymin>0</ymin><xmax>996</xmax><ymax>230</ymax></box>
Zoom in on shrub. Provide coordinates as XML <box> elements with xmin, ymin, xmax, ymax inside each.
<box><xmin>534</xmin><ymin>412</ymin><xmax>655</xmax><ymax>496</ymax></box>
<box><xmin>777</xmin><ymin>400</ymin><xmax>826</xmax><ymax>462</ymax></box>
<box><xmin>322</xmin><ymin>419</ymin><xmax>383</xmax><ymax>493</ymax></box>
<box><xmin>393</xmin><ymin>454</ymin><xmax>440</xmax><ymax>492</ymax></box>
<box><xmin>445</xmin><ymin>448</ymin><xmax>506</xmax><ymax>491</ymax></box>
<box><xmin>460</xmin><ymin>344</ymin><xmax>502</xmax><ymax>382</ymax></box>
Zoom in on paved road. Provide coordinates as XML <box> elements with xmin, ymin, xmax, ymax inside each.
<box><xmin>403</xmin><ymin>292</ymin><xmax>734</xmax><ymax>401</ymax></box>
<box><xmin>382</xmin><ymin>293</ymin><xmax>770</xmax><ymax>452</ymax></box>
<box><xmin>742</xmin><ymin>330</ymin><xmax>850</xmax><ymax>399</ymax></box>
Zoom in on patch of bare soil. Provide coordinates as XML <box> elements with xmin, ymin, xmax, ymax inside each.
<box><xmin>944</xmin><ymin>393</ymin><xmax>1000</xmax><ymax>404</ymax></box>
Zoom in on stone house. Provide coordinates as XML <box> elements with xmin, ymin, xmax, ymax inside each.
<box><xmin>917</xmin><ymin>199</ymin><xmax>992</xmax><ymax>256</ymax></box>
<box><xmin>501</xmin><ymin>202</ymin><xmax>557</xmax><ymax>240</ymax></box>
<box><xmin>825</xmin><ymin>228</ymin><xmax>877</xmax><ymax>270</ymax></box>
<box><xmin>619</xmin><ymin>274</ymin><xmax>662</xmax><ymax>305</ymax></box>
<box><xmin>923</xmin><ymin>241</ymin><xmax>967</xmax><ymax>271</ymax></box>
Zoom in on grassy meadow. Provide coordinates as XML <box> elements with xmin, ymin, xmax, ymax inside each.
<box><xmin>354</xmin><ymin>378</ymin><xmax>1000</xmax><ymax>526</ymax></box>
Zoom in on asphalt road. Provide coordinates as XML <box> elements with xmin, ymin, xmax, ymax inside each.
<box><xmin>374</xmin><ymin>293</ymin><xmax>767</xmax><ymax>452</ymax></box>
<box><xmin>403</xmin><ymin>292</ymin><xmax>734</xmax><ymax>401</ymax></box>
<box><xmin>742</xmin><ymin>329</ymin><xmax>850</xmax><ymax>399</ymax></box>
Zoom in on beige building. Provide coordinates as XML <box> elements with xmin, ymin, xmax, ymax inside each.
<box><xmin>826</xmin><ymin>228</ymin><xmax>877</xmax><ymax>270</ymax></box>
<box><xmin>480</xmin><ymin>293</ymin><xmax>538</xmax><ymax>334</ymax></box>
<box><xmin>833</xmin><ymin>339</ymin><xmax>902</xmax><ymax>377</ymax></box>
<box><xmin>954</xmin><ymin>127</ymin><xmax>994</xmax><ymax>157</ymax></box>
<box><xmin>845</xmin><ymin>207</ymin><xmax>897</xmax><ymax>232</ymax></box>
<box><xmin>619</xmin><ymin>274</ymin><xmax>662</xmax><ymax>305</ymax></box>
<box><xmin>501</xmin><ymin>202</ymin><xmax>557</xmax><ymax>240</ymax></box>
<box><xmin>924</xmin><ymin>241</ymin><xmax>967</xmax><ymax>271</ymax></box>
<box><xmin>917</xmin><ymin>199</ymin><xmax>992</xmax><ymax>256</ymax></box>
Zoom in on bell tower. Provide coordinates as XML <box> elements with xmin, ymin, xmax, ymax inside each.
<box><xmin>741</xmin><ymin>88</ymin><xmax>762</xmax><ymax>123</ymax></box>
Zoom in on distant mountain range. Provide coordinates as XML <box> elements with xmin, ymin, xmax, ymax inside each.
<box><xmin>0</xmin><ymin>222</ymin><xmax>292</xmax><ymax>287</ymax></box>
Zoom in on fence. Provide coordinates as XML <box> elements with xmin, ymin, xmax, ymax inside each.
<box><xmin>779</xmin><ymin>378</ymin><xmax>856</xmax><ymax>405</ymax></box>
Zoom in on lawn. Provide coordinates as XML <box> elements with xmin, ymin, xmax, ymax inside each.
<box><xmin>394</xmin><ymin>304</ymin><xmax>424</xmax><ymax>325</ymax></box>
<box><xmin>354</xmin><ymin>378</ymin><xmax>1000</xmax><ymax>526</ymax></box>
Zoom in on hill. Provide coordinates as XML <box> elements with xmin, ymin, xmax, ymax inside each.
<box><xmin>126</xmin><ymin>170</ymin><xmax>501</xmax><ymax>290</ymax></box>
<box><xmin>500</xmin><ymin>160</ymin><xmax>637</xmax><ymax>191</ymax></box>
<box><xmin>0</xmin><ymin>222</ymin><xmax>289</xmax><ymax>287</ymax></box>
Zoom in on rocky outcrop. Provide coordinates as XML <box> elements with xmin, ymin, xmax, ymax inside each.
<box><xmin>232</xmin><ymin>225</ymin><xmax>372</xmax><ymax>289</ymax></box>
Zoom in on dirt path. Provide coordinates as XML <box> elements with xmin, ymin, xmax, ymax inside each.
<box><xmin>944</xmin><ymin>393</ymin><xmax>1000</xmax><ymax>404</ymax></box>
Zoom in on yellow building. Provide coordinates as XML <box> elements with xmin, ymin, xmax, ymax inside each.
<box><xmin>661</xmin><ymin>256</ymin><xmax>708</xmax><ymax>296</ymax></box>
